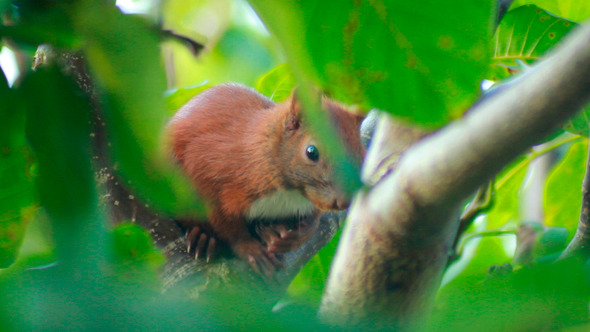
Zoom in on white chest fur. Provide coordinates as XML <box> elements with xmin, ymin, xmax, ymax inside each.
<box><xmin>246</xmin><ymin>189</ymin><xmax>315</xmax><ymax>220</ymax></box>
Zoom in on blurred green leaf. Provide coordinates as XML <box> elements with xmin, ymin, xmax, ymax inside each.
<box><xmin>74</xmin><ymin>1</ymin><xmax>204</xmax><ymax>218</ymax></box>
<box><xmin>165</xmin><ymin>82</ymin><xmax>211</xmax><ymax>114</ymax></box>
<box><xmin>255</xmin><ymin>63</ymin><xmax>296</xmax><ymax>102</ymax></box>
<box><xmin>511</xmin><ymin>0</ymin><xmax>590</xmax><ymax>23</ymax></box>
<box><xmin>0</xmin><ymin>2</ymin><xmax>82</xmax><ymax>49</ymax></box>
<box><xmin>486</xmin><ymin>158</ymin><xmax>528</xmax><ymax>229</ymax></box>
<box><xmin>544</xmin><ymin>139</ymin><xmax>588</xmax><ymax>236</ymax></box>
<box><xmin>564</xmin><ymin>108</ymin><xmax>590</xmax><ymax>137</ymax></box>
<box><xmin>533</xmin><ymin>226</ymin><xmax>568</xmax><ymax>258</ymax></box>
<box><xmin>282</xmin><ymin>228</ymin><xmax>342</xmax><ymax>309</ymax></box>
<box><xmin>433</xmin><ymin>256</ymin><xmax>589</xmax><ymax>331</ymax></box>
<box><xmin>0</xmin><ymin>68</ymin><xmax>35</xmax><ymax>268</ymax></box>
<box><xmin>108</xmin><ymin>223</ymin><xmax>165</xmax><ymax>290</ymax></box>
<box><xmin>21</xmin><ymin>64</ymin><xmax>106</xmax><ymax>267</ymax></box>
<box><xmin>248</xmin><ymin>0</ymin><xmax>493</xmax><ymax>126</ymax></box>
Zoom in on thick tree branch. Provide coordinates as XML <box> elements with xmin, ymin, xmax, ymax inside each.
<box><xmin>361</xmin><ymin>112</ymin><xmax>431</xmax><ymax>185</ymax></box>
<box><xmin>320</xmin><ymin>22</ymin><xmax>590</xmax><ymax>329</ymax></box>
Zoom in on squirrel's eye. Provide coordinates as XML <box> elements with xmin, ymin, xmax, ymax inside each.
<box><xmin>305</xmin><ymin>145</ymin><xmax>319</xmax><ymax>162</ymax></box>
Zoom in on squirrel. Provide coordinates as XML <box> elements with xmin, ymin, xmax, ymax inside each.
<box><xmin>167</xmin><ymin>83</ymin><xmax>365</xmax><ymax>277</ymax></box>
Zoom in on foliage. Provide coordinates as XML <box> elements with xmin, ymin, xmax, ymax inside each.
<box><xmin>249</xmin><ymin>0</ymin><xmax>493</xmax><ymax>127</ymax></box>
<box><xmin>0</xmin><ymin>0</ymin><xmax>590</xmax><ymax>330</ymax></box>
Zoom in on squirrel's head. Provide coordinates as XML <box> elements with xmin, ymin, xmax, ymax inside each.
<box><xmin>278</xmin><ymin>91</ymin><xmax>365</xmax><ymax>211</ymax></box>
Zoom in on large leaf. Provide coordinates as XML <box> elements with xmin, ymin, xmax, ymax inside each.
<box><xmin>433</xmin><ymin>256</ymin><xmax>589</xmax><ymax>331</ymax></box>
<box><xmin>0</xmin><ymin>68</ymin><xmax>35</xmax><ymax>268</ymax></box>
<box><xmin>248</xmin><ymin>0</ymin><xmax>493</xmax><ymax>127</ymax></box>
<box><xmin>74</xmin><ymin>1</ymin><xmax>204</xmax><ymax>218</ymax></box>
<box><xmin>511</xmin><ymin>0</ymin><xmax>590</xmax><ymax>23</ymax></box>
<box><xmin>544</xmin><ymin>139</ymin><xmax>588</xmax><ymax>237</ymax></box>
<box><xmin>22</xmin><ymin>65</ymin><xmax>106</xmax><ymax>267</ymax></box>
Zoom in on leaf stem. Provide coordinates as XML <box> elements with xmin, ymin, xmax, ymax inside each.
<box><xmin>496</xmin><ymin>135</ymin><xmax>582</xmax><ymax>189</ymax></box>
<box><xmin>456</xmin><ymin>228</ymin><xmax>517</xmax><ymax>257</ymax></box>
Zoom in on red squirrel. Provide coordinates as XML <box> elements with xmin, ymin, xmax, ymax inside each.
<box><xmin>167</xmin><ymin>83</ymin><xmax>365</xmax><ymax>276</ymax></box>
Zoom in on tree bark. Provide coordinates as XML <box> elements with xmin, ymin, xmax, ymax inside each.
<box><xmin>320</xmin><ymin>21</ymin><xmax>590</xmax><ymax>329</ymax></box>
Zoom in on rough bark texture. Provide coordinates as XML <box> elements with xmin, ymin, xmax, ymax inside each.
<box><xmin>320</xmin><ymin>22</ymin><xmax>590</xmax><ymax>329</ymax></box>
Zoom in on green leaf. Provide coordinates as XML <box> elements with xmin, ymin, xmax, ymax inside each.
<box><xmin>544</xmin><ymin>139</ymin><xmax>588</xmax><ymax>237</ymax></box>
<box><xmin>165</xmin><ymin>82</ymin><xmax>211</xmax><ymax>114</ymax></box>
<box><xmin>533</xmin><ymin>226</ymin><xmax>568</xmax><ymax>258</ymax></box>
<box><xmin>248</xmin><ymin>0</ymin><xmax>493</xmax><ymax>127</ymax></box>
<box><xmin>0</xmin><ymin>68</ymin><xmax>35</xmax><ymax>268</ymax></box>
<box><xmin>75</xmin><ymin>2</ymin><xmax>204</xmax><ymax>218</ymax></box>
<box><xmin>283</xmin><ymin>228</ymin><xmax>342</xmax><ymax>308</ymax></box>
<box><xmin>435</xmin><ymin>237</ymin><xmax>511</xmax><ymax>327</ymax></box>
<box><xmin>563</xmin><ymin>107</ymin><xmax>590</xmax><ymax>137</ymax></box>
<box><xmin>486</xmin><ymin>158</ymin><xmax>529</xmax><ymax>229</ymax></box>
<box><xmin>434</xmin><ymin>256</ymin><xmax>589</xmax><ymax>331</ymax></box>
<box><xmin>21</xmin><ymin>64</ymin><xmax>107</xmax><ymax>268</ymax></box>
<box><xmin>255</xmin><ymin>63</ymin><xmax>296</xmax><ymax>102</ymax></box>
<box><xmin>108</xmin><ymin>223</ymin><xmax>165</xmax><ymax>290</ymax></box>
<box><xmin>491</xmin><ymin>5</ymin><xmax>577</xmax><ymax>79</ymax></box>
<box><xmin>511</xmin><ymin>0</ymin><xmax>590</xmax><ymax>23</ymax></box>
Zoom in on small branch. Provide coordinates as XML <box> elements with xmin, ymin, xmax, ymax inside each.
<box><xmin>456</xmin><ymin>229</ymin><xmax>516</xmax><ymax>258</ymax></box>
<box><xmin>320</xmin><ymin>22</ymin><xmax>590</xmax><ymax>329</ymax></box>
<box><xmin>458</xmin><ymin>181</ymin><xmax>494</xmax><ymax>234</ymax></box>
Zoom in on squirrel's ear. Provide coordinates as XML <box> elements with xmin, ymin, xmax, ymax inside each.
<box><xmin>285</xmin><ymin>89</ymin><xmax>301</xmax><ymax>131</ymax></box>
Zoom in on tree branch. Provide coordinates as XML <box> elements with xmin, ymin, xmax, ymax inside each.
<box><xmin>320</xmin><ymin>22</ymin><xmax>590</xmax><ymax>329</ymax></box>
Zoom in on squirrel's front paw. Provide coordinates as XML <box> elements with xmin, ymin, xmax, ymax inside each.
<box><xmin>259</xmin><ymin>216</ymin><xmax>319</xmax><ymax>253</ymax></box>
<box><xmin>233</xmin><ymin>240</ymin><xmax>282</xmax><ymax>280</ymax></box>
<box><xmin>185</xmin><ymin>225</ymin><xmax>218</xmax><ymax>262</ymax></box>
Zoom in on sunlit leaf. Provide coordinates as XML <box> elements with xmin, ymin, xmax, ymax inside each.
<box><xmin>493</xmin><ymin>5</ymin><xmax>576</xmax><ymax>66</ymax></box>
<box><xmin>255</xmin><ymin>63</ymin><xmax>296</xmax><ymax>102</ymax></box>
<box><xmin>248</xmin><ymin>0</ymin><xmax>493</xmax><ymax>126</ymax></box>
<box><xmin>486</xmin><ymin>158</ymin><xmax>528</xmax><ymax>229</ymax></box>
<box><xmin>165</xmin><ymin>82</ymin><xmax>211</xmax><ymax>114</ymax></box>
<box><xmin>544</xmin><ymin>139</ymin><xmax>588</xmax><ymax>237</ymax></box>
<box><xmin>511</xmin><ymin>0</ymin><xmax>590</xmax><ymax>23</ymax></box>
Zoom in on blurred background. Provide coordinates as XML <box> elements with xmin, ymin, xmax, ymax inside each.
<box><xmin>1</xmin><ymin>0</ymin><xmax>285</xmax><ymax>88</ymax></box>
